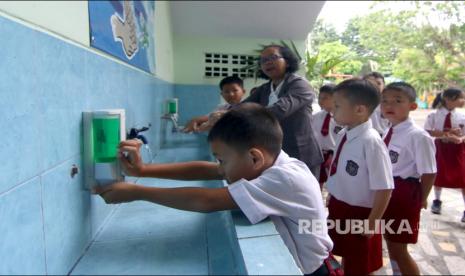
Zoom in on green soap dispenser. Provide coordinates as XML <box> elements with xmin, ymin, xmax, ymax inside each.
<box><xmin>83</xmin><ymin>109</ymin><xmax>126</xmax><ymax>189</ymax></box>
<box><xmin>92</xmin><ymin>115</ymin><xmax>120</xmax><ymax>163</ymax></box>
<box><xmin>167</xmin><ymin>98</ymin><xmax>178</xmax><ymax>115</ymax></box>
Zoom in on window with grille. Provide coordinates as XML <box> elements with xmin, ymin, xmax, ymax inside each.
<box><xmin>204</xmin><ymin>53</ymin><xmax>257</xmax><ymax>78</ymax></box>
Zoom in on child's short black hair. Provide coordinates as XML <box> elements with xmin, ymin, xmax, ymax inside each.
<box><xmin>207</xmin><ymin>103</ymin><xmax>283</xmax><ymax>157</ymax></box>
<box><xmin>383</xmin><ymin>82</ymin><xmax>417</xmax><ymax>102</ymax></box>
<box><xmin>219</xmin><ymin>76</ymin><xmax>244</xmax><ymax>90</ymax></box>
<box><xmin>258</xmin><ymin>45</ymin><xmax>300</xmax><ymax>80</ymax></box>
<box><xmin>432</xmin><ymin>87</ymin><xmax>464</xmax><ymax>109</ymax></box>
<box><xmin>319</xmin><ymin>83</ymin><xmax>336</xmax><ymax>95</ymax></box>
<box><xmin>363</xmin><ymin>71</ymin><xmax>385</xmax><ymax>84</ymax></box>
<box><xmin>334</xmin><ymin>78</ymin><xmax>380</xmax><ymax>114</ymax></box>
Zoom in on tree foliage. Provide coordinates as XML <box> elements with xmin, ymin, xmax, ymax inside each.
<box><xmin>308</xmin><ymin>19</ymin><xmax>340</xmax><ymax>53</ymax></box>
<box><xmin>307</xmin><ymin>1</ymin><xmax>465</xmax><ymax>96</ymax></box>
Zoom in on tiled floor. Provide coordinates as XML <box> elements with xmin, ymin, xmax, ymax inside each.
<box><xmin>378</xmin><ymin>188</ymin><xmax>465</xmax><ymax>275</ymax></box>
<box><xmin>323</xmin><ymin>184</ymin><xmax>465</xmax><ymax>275</ymax></box>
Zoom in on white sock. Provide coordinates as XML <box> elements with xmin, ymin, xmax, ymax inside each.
<box><xmin>434</xmin><ymin>187</ymin><xmax>442</xmax><ymax>201</ymax></box>
<box><xmin>390</xmin><ymin>260</ymin><xmax>401</xmax><ymax>275</ymax></box>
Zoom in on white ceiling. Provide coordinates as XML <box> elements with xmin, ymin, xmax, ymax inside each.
<box><xmin>169</xmin><ymin>1</ymin><xmax>325</xmax><ymax>40</ymax></box>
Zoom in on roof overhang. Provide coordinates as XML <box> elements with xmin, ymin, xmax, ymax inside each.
<box><xmin>170</xmin><ymin>1</ymin><xmax>325</xmax><ymax>40</ymax></box>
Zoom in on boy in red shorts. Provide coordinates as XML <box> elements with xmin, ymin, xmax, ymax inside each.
<box><xmin>326</xmin><ymin>78</ymin><xmax>394</xmax><ymax>275</ymax></box>
<box><xmin>381</xmin><ymin>82</ymin><xmax>437</xmax><ymax>275</ymax></box>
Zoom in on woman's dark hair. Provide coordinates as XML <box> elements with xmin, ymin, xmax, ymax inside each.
<box><xmin>258</xmin><ymin>45</ymin><xmax>300</xmax><ymax>80</ymax></box>
<box><xmin>432</xmin><ymin>88</ymin><xmax>464</xmax><ymax>109</ymax></box>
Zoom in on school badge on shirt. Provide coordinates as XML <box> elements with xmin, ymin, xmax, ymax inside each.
<box><xmin>345</xmin><ymin>160</ymin><xmax>359</xmax><ymax>176</ymax></box>
<box><xmin>389</xmin><ymin>150</ymin><xmax>399</xmax><ymax>164</ymax></box>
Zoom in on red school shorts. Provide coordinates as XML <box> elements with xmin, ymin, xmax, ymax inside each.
<box><xmin>383</xmin><ymin>177</ymin><xmax>422</xmax><ymax>244</ymax></box>
<box><xmin>328</xmin><ymin>196</ymin><xmax>383</xmax><ymax>275</ymax></box>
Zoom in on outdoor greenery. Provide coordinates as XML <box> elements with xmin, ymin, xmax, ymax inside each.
<box><xmin>307</xmin><ymin>1</ymin><xmax>465</xmax><ymax>102</ymax></box>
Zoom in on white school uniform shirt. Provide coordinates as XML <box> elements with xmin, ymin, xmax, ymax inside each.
<box><xmin>267</xmin><ymin>80</ymin><xmax>284</xmax><ymax>107</ymax></box>
<box><xmin>383</xmin><ymin>118</ymin><xmax>437</xmax><ymax>179</ymax></box>
<box><xmin>326</xmin><ymin>120</ymin><xmax>394</xmax><ymax>208</ymax></box>
<box><xmin>210</xmin><ymin>103</ymin><xmax>232</xmax><ymax>113</ymax></box>
<box><xmin>370</xmin><ymin>106</ymin><xmax>390</xmax><ymax>135</ymax></box>
<box><xmin>228</xmin><ymin>150</ymin><xmax>333</xmax><ymax>274</ymax></box>
<box><xmin>424</xmin><ymin>107</ymin><xmax>465</xmax><ymax>134</ymax></box>
<box><xmin>311</xmin><ymin>110</ymin><xmax>343</xmax><ymax>152</ymax></box>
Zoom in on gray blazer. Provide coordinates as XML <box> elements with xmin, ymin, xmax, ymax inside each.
<box><xmin>244</xmin><ymin>73</ymin><xmax>323</xmax><ymax>168</ymax></box>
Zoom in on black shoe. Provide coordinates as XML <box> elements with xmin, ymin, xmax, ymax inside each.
<box><xmin>431</xmin><ymin>199</ymin><xmax>442</xmax><ymax>214</ymax></box>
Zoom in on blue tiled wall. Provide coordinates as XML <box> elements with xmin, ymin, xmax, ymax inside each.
<box><xmin>0</xmin><ymin>177</ymin><xmax>46</xmax><ymax>275</ymax></box>
<box><xmin>174</xmin><ymin>84</ymin><xmax>220</xmax><ymax>126</ymax></box>
<box><xmin>0</xmin><ymin>15</ymin><xmax>219</xmax><ymax>275</ymax></box>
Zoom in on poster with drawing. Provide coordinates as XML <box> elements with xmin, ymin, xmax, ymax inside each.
<box><xmin>88</xmin><ymin>1</ymin><xmax>156</xmax><ymax>74</ymax></box>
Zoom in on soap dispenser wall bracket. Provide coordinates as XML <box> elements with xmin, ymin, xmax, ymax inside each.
<box><xmin>83</xmin><ymin>109</ymin><xmax>126</xmax><ymax>190</ymax></box>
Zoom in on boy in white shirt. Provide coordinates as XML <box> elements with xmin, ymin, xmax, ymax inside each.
<box><xmin>380</xmin><ymin>82</ymin><xmax>437</xmax><ymax>275</ymax></box>
<box><xmin>312</xmin><ymin>84</ymin><xmax>343</xmax><ymax>187</ymax></box>
<box><xmin>326</xmin><ymin>78</ymin><xmax>394</xmax><ymax>275</ymax></box>
<box><xmin>363</xmin><ymin>72</ymin><xmax>390</xmax><ymax>135</ymax></box>
<box><xmin>94</xmin><ymin>103</ymin><xmax>338</xmax><ymax>275</ymax></box>
<box><xmin>183</xmin><ymin>76</ymin><xmax>245</xmax><ymax>132</ymax></box>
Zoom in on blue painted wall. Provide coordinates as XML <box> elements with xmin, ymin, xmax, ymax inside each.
<box><xmin>174</xmin><ymin>84</ymin><xmax>221</xmax><ymax>126</ymax></box>
<box><xmin>0</xmin><ymin>15</ymin><xmax>219</xmax><ymax>274</ymax></box>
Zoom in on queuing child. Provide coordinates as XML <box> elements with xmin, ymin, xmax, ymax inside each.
<box><xmin>312</xmin><ymin>83</ymin><xmax>343</xmax><ymax>187</ymax></box>
<box><xmin>94</xmin><ymin>103</ymin><xmax>340</xmax><ymax>275</ymax></box>
<box><xmin>363</xmin><ymin>72</ymin><xmax>390</xmax><ymax>135</ymax></box>
<box><xmin>183</xmin><ymin>76</ymin><xmax>245</xmax><ymax>133</ymax></box>
<box><xmin>424</xmin><ymin>88</ymin><xmax>465</xmax><ymax>223</ymax></box>
<box><xmin>326</xmin><ymin>78</ymin><xmax>394</xmax><ymax>275</ymax></box>
<box><xmin>380</xmin><ymin>82</ymin><xmax>437</xmax><ymax>275</ymax></box>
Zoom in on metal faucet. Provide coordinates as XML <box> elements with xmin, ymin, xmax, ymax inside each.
<box><xmin>161</xmin><ymin>113</ymin><xmax>183</xmax><ymax>132</ymax></box>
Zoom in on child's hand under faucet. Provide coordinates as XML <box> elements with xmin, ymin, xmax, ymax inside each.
<box><xmin>197</xmin><ymin>110</ymin><xmax>228</xmax><ymax>132</ymax></box>
<box><xmin>182</xmin><ymin>116</ymin><xmax>208</xmax><ymax>133</ymax></box>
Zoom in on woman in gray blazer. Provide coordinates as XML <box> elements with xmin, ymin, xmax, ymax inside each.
<box><xmin>244</xmin><ymin>45</ymin><xmax>323</xmax><ymax>175</ymax></box>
